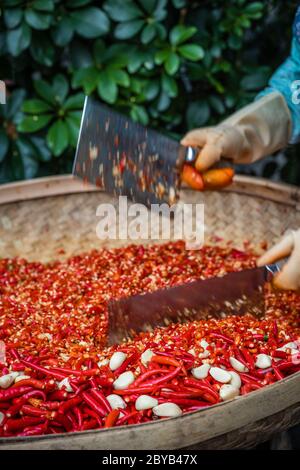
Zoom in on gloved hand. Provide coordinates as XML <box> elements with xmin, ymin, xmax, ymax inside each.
<box><xmin>181</xmin><ymin>92</ymin><xmax>292</xmax><ymax>172</ymax></box>
<box><xmin>257</xmin><ymin>229</ymin><xmax>300</xmax><ymax>291</ymax></box>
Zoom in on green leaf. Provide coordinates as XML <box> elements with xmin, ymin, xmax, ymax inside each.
<box><xmin>110</xmin><ymin>69</ymin><xmax>130</xmax><ymax>87</ymax></box>
<box><xmin>186</xmin><ymin>100</ymin><xmax>210</xmax><ymax>129</ymax></box>
<box><xmin>65</xmin><ymin>112</ymin><xmax>81</xmax><ymax>146</ymax></box>
<box><xmin>143</xmin><ymin>80</ymin><xmax>159</xmax><ymax>100</ymax></box>
<box><xmin>130</xmin><ymin>105</ymin><xmax>149</xmax><ymax>125</ymax></box>
<box><xmin>97</xmin><ymin>70</ymin><xmax>118</xmax><ymax>104</ymax></box>
<box><xmin>156</xmin><ymin>90</ymin><xmax>170</xmax><ymax>111</ymax></box>
<box><xmin>52</xmin><ymin>17</ymin><xmax>74</xmax><ymax>46</ymax></box>
<box><xmin>18</xmin><ymin>114</ymin><xmax>52</xmax><ymax>133</ymax></box>
<box><xmin>103</xmin><ymin>0</ymin><xmax>142</xmax><ymax>21</ymax></box>
<box><xmin>47</xmin><ymin>120</ymin><xmax>69</xmax><ymax>156</ymax></box>
<box><xmin>70</xmin><ymin>7</ymin><xmax>110</xmax><ymax>38</ymax></box>
<box><xmin>240</xmin><ymin>69</ymin><xmax>270</xmax><ymax>91</ymax></box>
<box><xmin>127</xmin><ymin>48</ymin><xmax>147</xmax><ymax>73</ymax></box>
<box><xmin>114</xmin><ymin>19</ymin><xmax>144</xmax><ymax>39</ymax></box>
<box><xmin>22</xmin><ymin>99</ymin><xmax>52</xmax><ymax>114</ymax></box>
<box><xmin>31</xmin><ymin>136</ymin><xmax>51</xmax><ymax>161</ymax></box>
<box><xmin>4</xmin><ymin>8</ymin><xmax>23</xmax><ymax>28</ymax></box>
<box><xmin>30</xmin><ymin>34</ymin><xmax>55</xmax><ymax>66</ymax></box>
<box><xmin>154</xmin><ymin>48</ymin><xmax>169</xmax><ymax>65</ymax></box>
<box><xmin>66</xmin><ymin>0</ymin><xmax>91</xmax><ymax>7</ymax></box>
<box><xmin>141</xmin><ymin>0</ymin><xmax>157</xmax><ymax>13</ymax></box>
<box><xmin>32</xmin><ymin>0</ymin><xmax>54</xmax><ymax>11</ymax></box>
<box><xmin>141</xmin><ymin>24</ymin><xmax>156</xmax><ymax>44</ymax></box>
<box><xmin>24</xmin><ymin>10</ymin><xmax>52</xmax><ymax>30</ymax></box>
<box><xmin>170</xmin><ymin>25</ymin><xmax>197</xmax><ymax>46</ymax></box>
<box><xmin>15</xmin><ymin>137</ymin><xmax>39</xmax><ymax>179</ymax></box>
<box><xmin>178</xmin><ymin>44</ymin><xmax>204</xmax><ymax>61</ymax></box>
<box><xmin>6</xmin><ymin>22</ymin><xmax>31</xmax><ymax>56</ymax></box>
<box><xmin>72</xmin><ymin>67</ymin><xmax>99</xmax><ymax>94</ymax></box>
<box><xmin>63</xmin><ymin>93</ymin><xmax>85</xmax><ymax>110</ymax></box>
<box><xmin>34</xmin><ymin>79</ymin><xmax>56</xmax><ymax>104</ymax></box>
<box><xmin>53</xmin><ymin>74</ymin><xmax>69</xmax><ymax>104</ymax></box>
<box><xmin>0</xmin><ymin>131</ymin><xmax>9</xmax><ymax>162</ymax></box>
<box><xmin>162</xmin><ymin>74</ymin><xmax>178</xmax><ymax>98</ymax></box>
<box><xmin>208</xmin><ymin>95</ymin><xmax>225</xmax><ymax>114</ymax></box>
<box><xmin>153</xmin><ymin>0</ymin><xmax>167</xmax><ymax>21</ymax></box>
<box><xmin>172</xmin><ymin>0</ymin><xmax>186</xmax><ymax>7</ymax></box>
<box><xmin>164</xmin><ymin>52</ymin><xmax>180</xmax><ymax>75</ymax></box>
<box><xmin>6</xmin><ymin>89</ymin><xmax>26</xmax><ymax>119</ymax></box>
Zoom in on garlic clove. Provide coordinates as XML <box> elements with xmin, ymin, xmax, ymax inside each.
<box><xmin>191</xmin><ymin>363</ymin><xmax>210</xmax><ymax>379</ymax></box>
<box><xmin>109</xmin><ymin>352</ymin><xmax>127</xmax><ymax>371</ymax></box>
<box><xmin>255</xmin><ymin>353</ymin><xmax>272</xmax><ymax>369</ymax></box>
<box><xmin>229</xmin><ymin>371</ymin><xmax>242</xmax><ymax>389</ymax></box>
<box><xmin>229</xmin><ymin>356</ymin><xmax>248</xmax><ymax>373</ymax></box>
<box><xmin>209</xmin><ymin>367</ymin><xmax>231</xmax><ymax>383</ymax></box>
<box><xmin>106</xmin><ymin>394</ymin><xmax>127</xmax><ymax>410</ymax></box>
<box><xmin>153</xmin><ymin>402</ymin><xmax>182</xmax><ymax>418</ymax></box>
<box><xmin>135</xmin><ymin>395</ymin><xmax>158</xmax><ymax>411</ymax></box>
<box><xmin>219</xmin><ymin>384</ymin><xmax>240</xmax><ymax>401</ymax></box>
<box><xmin>141</xmin><ymin>349</ymin><xmax>153</xmax><ymax>366</ymax></box>
<box><xmin>113</xmin><ymin>371</ymin><xmax>135</xmax><ymax>390</ymax></box>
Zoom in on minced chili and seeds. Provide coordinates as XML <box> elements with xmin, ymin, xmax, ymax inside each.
<box><xmin>0</xmin><ymin>241</ymin><xmax>299</xmax><ymax>436</ymax></box>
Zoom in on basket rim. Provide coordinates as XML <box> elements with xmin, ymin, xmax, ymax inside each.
<box><xmin>0</xmin><ymin>370</ymin><xmax>299</xmax><ymax>448</ymax></box>
<box><xmin>0</xmin><ymin>174</ymin><xmax>299</xmax><ymax>448</ymax></box>
<box><xmin>0</xmin><ymin>174</ymin><xmax>299</xmax><ymax>207</ymax></box>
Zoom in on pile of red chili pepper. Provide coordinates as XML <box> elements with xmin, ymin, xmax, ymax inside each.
<box><xmin>0</xmin><ymin>241</ymin><xmax>299</xmax><ymax>437</ymax></box>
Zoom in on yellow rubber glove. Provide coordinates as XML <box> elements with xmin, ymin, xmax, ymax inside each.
<box><xmin>181</xmin><ymin>92</ymin><xmax>292</xmax><ymax>172</ymax></box>
<box><xmin>257</xmin><ymin>229</ymin><xmax>300</xmax><ymax>291</ymax></box>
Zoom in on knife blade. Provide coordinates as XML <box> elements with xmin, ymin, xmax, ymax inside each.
<box><xmin>107</xmin><ymin>264</ymin><xmax>280</xmax><ymax>345</ymax></box>
<box><xmin>73</xmin><ymin>97</ymin><xmax>190</xmax><ymax>206</ymax></box>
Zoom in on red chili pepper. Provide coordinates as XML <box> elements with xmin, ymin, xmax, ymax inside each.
<box><xmin>89</xmin><ymin>389</ymin><xmax>112</xmax><ymax>414</ymax></box>
<box><xmin>58</xmin><ymin>396</ymin><xmax>82</xmax><ymax>414</ymax></box>
<box><xmin>81</xmin><ymin>391</ymin><xmax>107</xmax><ymax>417</ymax></box>
<box><xmin>104</xmin><ymin>409</ymin><xmax>120</xmax><ymax>428</ymax></box>
<box><xmin>0</xmin><ymin>386</ymin><xmax>32</xmax><ymax>402</ymax></box>
<box><xmin>151</xmin><ymin>355</ymin><xmax>182</xmax><ymax>368</ymax></box>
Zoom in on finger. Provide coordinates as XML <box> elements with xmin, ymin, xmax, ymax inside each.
<box><xmin>195</xmin><ymin>144</ymin><xmax>222</xmax><ymax>172</ymax></box>
<box><xmin>180</xmin><ymin>129</ymin><xmax>208</xmax><ymax>147</ymax></box>
<box><xmin>273</xmin><ymin>252</ymin><xmax>300</xmax><ymax>291</ymax></box>
<box><xmin>257</xmin><ymin>232</ymin><xmax>294</xmax><ymax>267</ymax></box>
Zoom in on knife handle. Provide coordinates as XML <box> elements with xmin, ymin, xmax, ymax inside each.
<box><xmin>185</xmin><ymin>146</ymin><xmax>233</xmax><ymax>166</ymax></box>
<box><xmin>265</xmin><ymin>260</ymin><xmax>286</xmax><ymax>281</ymax></box>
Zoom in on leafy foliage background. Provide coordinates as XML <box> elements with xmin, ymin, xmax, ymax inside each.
<box><xmin>0</xmin><ymin>0</ymin><xmax>298</xmax><ymax>184</ymax></box>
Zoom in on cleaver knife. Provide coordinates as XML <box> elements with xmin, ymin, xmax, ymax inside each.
<box><xmin>107</xmin><ymin>264</ymin><xmax>281</xmax><ymax>345</ymax></box>
<box><xmin>73</xmin><ymin>96</ymin><xmax>200</xmax><ymax>206</ymax></box>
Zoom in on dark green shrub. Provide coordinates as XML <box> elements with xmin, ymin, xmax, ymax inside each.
<box><xmin>0</xmin><ymin>0</ymin><xmax>297</xmax><ymax>183</ymax></box>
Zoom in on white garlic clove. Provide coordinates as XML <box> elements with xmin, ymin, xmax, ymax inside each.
<box><xmin>58</xmin><ymin>377</ymin><xmax>73</xmax><ymax>392</ymax></box>
<box><xmin>106</xmin><ymin>394</ymin><xmax>127</xmax><ymax>410</ymax></box>
<box><xmin>109</xmin><ymin>352</ymin><xmax>127</xmax><ymax>371</ymax></box>
<box><xmin>14</xmin><ymin>375</ymin><xmax>31</xmax><ymax>383</ymax></box>
<box><xmin>135</xmin><ymin>395</ymin><xmax>158</xmax><ymax>411</ymax></box>
<box><xmin>97</xmin><ymin>358</ymin><xmax>109</xmax><ymax>368</ymax></box>
<box><xmin>255</xmin><ymin>353</ymin><xmax>272</xmax><ymax>369</ymax></box>
<box><xmin>199</xmin><ymin>339</ymin><xmax>210</xmax><ymax>359</ymax></box>
<box><xmin>113</xmin><ymin>371</ymin><xmax>135</xmax><ymax>390</ymax></box>
<box><xmin>0</xmin><ymin>372</ymin><xmax>18</xmax><ymax>389</ymax></box>
<box><xmin>153</xmin><ymin>403</ymin><xmax>182</xmax><ymax>418</ymax></box>
<box><xmin>191</xmin><ymin>363</ymin><xmax>210</xmax><ymax>379</ymax></box>
<box><xmin>141</xmin><ymin>349</ymin><xmax>153</xmax><ymax>366</ymax></box>
<box><xmin>219</xmin><ymin>384</ymin><xmax>240</xmax><ymax>401</ymax></box>
<box><xmin>229</xmin><ymin>371</ymin><xmax>242</xmax><ymax>389</ymax></box>
<box><xmin>209</xmin><ymin>367</ymin><xmax>231</xmax><ymax>383</ymax></box>
<box><xmin>229</xmin><ymin>356</ymin><xmax>248</xmax><ymax>373</ymax></box>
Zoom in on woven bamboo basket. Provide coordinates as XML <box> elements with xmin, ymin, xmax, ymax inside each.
<box><xmin>0</xmin><ymin>174</ymin><xmax>299</xmax><ymax>449</ymax></box>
